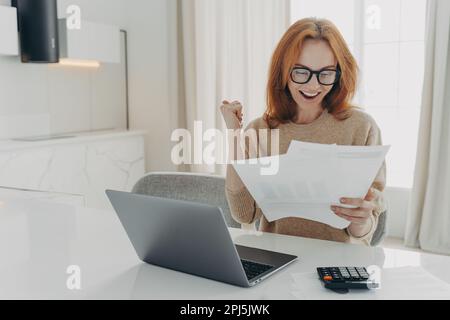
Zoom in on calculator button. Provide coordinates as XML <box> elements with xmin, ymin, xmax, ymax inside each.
<box><xmin>359</xmin><ymin>273</ymin><xmax>369</xmax><ymax>279</ymax></box>
<box><xmin>358</xmin><ymin>270</ymin><xmax>367</xmax><ymax>274</ymax></box>
<box><xmin>356</xmin><ymin>269</ymin><xmax>366</xmax><ymax>274</ymax></box>
<box><xmin>323</xmin><ymin>276</ymin><xmax>332</xmax><ymax>281</ymax></box>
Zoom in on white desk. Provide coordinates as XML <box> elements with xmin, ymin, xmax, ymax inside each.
<box><xmin>1</xmin><ymin>194</ymin><xmax>449</xmax><ymax>300</ymax></box>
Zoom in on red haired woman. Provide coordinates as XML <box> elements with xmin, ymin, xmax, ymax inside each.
<box><xmin>220</xmin><ymin>18</ymin><xmax>386</xmax><ymax>246</ymax></box>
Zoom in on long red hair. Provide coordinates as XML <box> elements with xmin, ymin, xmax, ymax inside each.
<box><xmin>265</xmin><ymin>18</ymin><xmax>358</xmax><ymax>128</ymax></box>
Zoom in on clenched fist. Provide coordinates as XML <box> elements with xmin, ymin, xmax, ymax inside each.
<box><xmin>220</xmin><ymin>100</ymin><xmax>244</xmax><ymax>130</ymax></box>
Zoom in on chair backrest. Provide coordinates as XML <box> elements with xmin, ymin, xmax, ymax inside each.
<box><xmin>371</xmin><ymin>210</ymin><xmax>387</xmax><ymax>246</ymax></box>
<box><xmin>370</xmin><ymin>186</ymin><xmax>391</xmax><ymax>246</ymax></box>
<box><xmin>131</xmin><ymin>172</ymin><xmax>240</xmax><ymax>228</ymax></box>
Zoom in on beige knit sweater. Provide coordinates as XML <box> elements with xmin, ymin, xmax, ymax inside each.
<box><xmin>225</xmin><ymin>108</ymin><xmax>386</xmax><ymax>246</ymax></box>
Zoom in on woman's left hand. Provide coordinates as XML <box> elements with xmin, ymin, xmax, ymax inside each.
<box><xmin>331</xmin><ymin>188</ymin><xmax>378</xmax><ymax>236</ymax></box>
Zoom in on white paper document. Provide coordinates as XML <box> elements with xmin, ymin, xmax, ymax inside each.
<box><xmin>232</xmin><ymin>140</ymin><xmax>390</xmax><ymax>229</ymax></box>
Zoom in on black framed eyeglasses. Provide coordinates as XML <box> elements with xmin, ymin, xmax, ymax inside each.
<box><xmin>290</xmin><ymin>66</ymin><xmax>340</xmax><ymax>86</ymax></box>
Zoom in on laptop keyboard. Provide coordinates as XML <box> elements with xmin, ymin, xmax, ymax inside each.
<box><xmin>241</xmin><ymin>259</ymin><xmax>274</xmax><ymax>280</ymax></box>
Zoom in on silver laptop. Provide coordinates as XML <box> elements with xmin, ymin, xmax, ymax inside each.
<box><xmin>105</xmin><ymin>189</ymin><xmax>298</xmax><ymax>287</ymax></box>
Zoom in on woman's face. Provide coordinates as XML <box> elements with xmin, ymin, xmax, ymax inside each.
<box><xmin>288</xmin><ymin>38</ymin><xmax>337</xmax><ymax>110</ymax></box>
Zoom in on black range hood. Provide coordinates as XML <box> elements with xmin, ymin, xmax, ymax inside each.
<box><xmin>12</xmin><ymin>0</ymin><xmax>59</xmax><ymax>63</ymax></box>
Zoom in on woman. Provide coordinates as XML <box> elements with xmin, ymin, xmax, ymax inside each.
<box><xmin>220</xmin><ymin>18</ymin><xmax>386</xmax><ymax>246</ymax></box>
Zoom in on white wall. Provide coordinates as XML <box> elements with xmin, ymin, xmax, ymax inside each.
<box><xmin>385</xmin><ymin>187</ymin><xmax>410</xmax><ymax>239</ymax></box>
<box><xmin>0</xmin><ymin>0</ymin><xmax>178</xmax><ymax>172</ymax></box>
<box><xmin>0</xmin><ymin>0</ymin><xmax>127</xmax><ymax>138</ymax></box>
<box><xmin>124</xmin><ymin>0</ymin><xmax>178</xmax><ymax>172</ymax></box>
<box><xmin>57</xmin><ymin>0</ymin><xmax>178</xmax><ymax>172</ymax></box>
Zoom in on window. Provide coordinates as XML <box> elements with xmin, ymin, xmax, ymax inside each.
<box><xmin>290</xmin><ymin>0</ymin><xmax>427</xmax><ymax>188</ymax></box>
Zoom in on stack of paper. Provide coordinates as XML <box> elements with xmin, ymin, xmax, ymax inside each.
<box><xmin>232</xmin><ymin>141</ymin><xmax>390</xmax><ymax>229</ymax></box>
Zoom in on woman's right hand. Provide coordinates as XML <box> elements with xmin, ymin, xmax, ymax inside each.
<box><xmin>220</xmin><ymin>100</ymin><xmax>243</xmax><ymax>130</ymax></box>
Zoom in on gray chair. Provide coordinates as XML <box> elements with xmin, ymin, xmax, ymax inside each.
<box><xmin>131</xmin><ymin>172</ymin><xmax>241</xmax><ymax>228</ymax></box>
<box><xmin>369</xmin><ymin>187</ymin><xmax>390</xmax><ymax>246</ymax></box>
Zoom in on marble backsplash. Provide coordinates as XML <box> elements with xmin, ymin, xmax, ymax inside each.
<box><xmin>0</xmin><ymin>130</ymin><xmax>145</xmax><ymax>209</ymax></box>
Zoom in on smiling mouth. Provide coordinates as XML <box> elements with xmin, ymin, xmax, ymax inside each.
<box><xmin>300</xmin><ymin>90</ymin><xmax>320</xmax><ymax>100</ymax></box>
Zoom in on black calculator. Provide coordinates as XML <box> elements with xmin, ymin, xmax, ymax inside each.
<box><xmin>317</xmin><ymin>267</ymin><xmax>378</xmax><ymax>293</ymax></box>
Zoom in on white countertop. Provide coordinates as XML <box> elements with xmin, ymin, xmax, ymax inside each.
<box><xmin>0</xmin><ymin>192</ymin><xmax>449</xmax><ymax>300</ymax></box>
<box><xmin>0</xmin><ymin>129</ymin><xmax>147</xmax><ymax>152</ymax></box>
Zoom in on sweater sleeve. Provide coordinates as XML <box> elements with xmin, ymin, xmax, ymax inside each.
<box><xmin>347</xmin><ymin>122</ymin><xmax>387</xmax><ymax>246</ymax></box>
<box><xmin>225</xmin><ymin>166</ymin><xmax>263</xmax><ymax>224</ymax></box>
